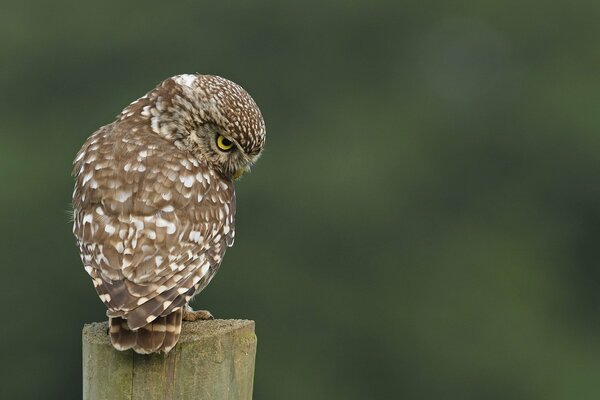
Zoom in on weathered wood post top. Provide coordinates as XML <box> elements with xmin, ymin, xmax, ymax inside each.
<box><xmin>83</xmin><ymin>319</ymin><xmax>257</xmax><ymax>400</ymax></box>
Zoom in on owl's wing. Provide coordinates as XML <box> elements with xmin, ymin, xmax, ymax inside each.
<box><xmin>73</xmin><ymin>127</ymin><xmax>235</xmax><ymax>330</ymax></box>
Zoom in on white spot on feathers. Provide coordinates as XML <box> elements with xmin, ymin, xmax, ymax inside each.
<box><xmin>137</xmin><ymin>297</ymin><xmax>148</xmax><ymax>305</ymax></box>
<box><xmin>180</xmin><ymin>175</ymin><xmax>194</xmax><ymax>188</ymax></box>
<box><xmin>82</xmin><ymin>171</ymin><xmax>94</xmax><ymax>186</ymax></box>
<box><xmin>132</xmin><ymin>219</ymin><xmax>144</xmax><ymax>230</ymax></box>
<box><xmin>189</xmin><ymin>231</ymin><xmax>203</xmax><ymax>243</ymax></box>
<box><xmin>83</xmin><ymin>213</ymin><xmax>93</xmax><ymax>225</ymax></box>
<box><xmin>200</xmin><ymin>263</ymin><xmax>210</xmax><ymax>276</ymax></box>
<box><xmin>116</xmin><ymin>190</ymin><xmax>132</xmax><ymax>202</ymax></box>
<box><xmin>174</xmin><ymin>74</ymin><xmax>197</xmax><ymax>88</ymax></box>
<box><xmin>100</xmin><ymin>294</ymin><xmax>111</xmax><ymax>302</ymax></box>
<box><xmin>156</xmin><ymin>218</ymin><xmax>176</xmax><ymax>234</ymax></box>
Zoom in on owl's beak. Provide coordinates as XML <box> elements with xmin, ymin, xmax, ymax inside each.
<box><xmin>233</xmin><ymin>168</ymin><xmax>245</xmax><ymax>180</ymax></box>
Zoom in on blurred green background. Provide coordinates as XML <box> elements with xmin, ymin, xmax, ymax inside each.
<box><xmin>1</xmin><ymin>1</ymin><xmax>600</xmax><ymax>399</ymax></box>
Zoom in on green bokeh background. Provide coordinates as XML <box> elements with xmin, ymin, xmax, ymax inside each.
<box><xmin>2</xmin><ymin>1</ymin><xmax>600</xmax><ymax>399</ymax></box>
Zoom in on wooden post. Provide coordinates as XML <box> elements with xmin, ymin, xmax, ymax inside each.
<box><xmin>82</xmin><ymin>319</ymin><xmax>257</xmax><ymax>400</ymax></box>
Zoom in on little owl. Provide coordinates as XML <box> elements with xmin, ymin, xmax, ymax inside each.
<box><xmin>72</xmin><ymin>74</ymin><xmax>265</xmax><ymax>353</ymax></box>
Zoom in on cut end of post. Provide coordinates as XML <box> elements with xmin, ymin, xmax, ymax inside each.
<box><xmin>83</xmin><ymin>319</ymin><xmax>255</xmax><ymax>346</ymax></box>
<box><xmin>83</xmin><ymin>319</ymin><xmax>257</xmax><ymax>400</ymax></box>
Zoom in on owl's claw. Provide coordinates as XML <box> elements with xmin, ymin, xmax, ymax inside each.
<box><xmin>183</xmin><ymin>306</ymin><xmax>214</xmax><ymax>321</ymax></box>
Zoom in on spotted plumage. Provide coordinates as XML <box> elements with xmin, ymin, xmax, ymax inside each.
<box><xmin>72</xmin><ymin>74</ymin><xmax>265</xmax><ymax>353</ymax></box>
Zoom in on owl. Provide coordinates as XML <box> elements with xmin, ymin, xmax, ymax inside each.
<box><xmin>72</xmin><ymin>74</ymin><xmax>265</xmax><ymax>354</ymax></box>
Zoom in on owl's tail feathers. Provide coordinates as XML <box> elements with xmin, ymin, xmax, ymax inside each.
<box><xmin>109</xmin><ymin>309</ymin><xmax>183</xmax><ymax>354</ymax></box>
<box><xmin>109</xmin><ymin>316</ymin><xmax>137</xmax><ymax>351</ymax></box>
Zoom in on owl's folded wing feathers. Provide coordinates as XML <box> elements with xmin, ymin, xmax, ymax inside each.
<box><xmin>73</xmin><ymin>125</ymin><xmax>235</xmax><ymax>330</ymax></box>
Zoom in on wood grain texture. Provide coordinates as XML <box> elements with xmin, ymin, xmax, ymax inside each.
<box><xmin>83</xmin><ymin>319</ymin><xmax>257</xmax><ymax>400</ymax></box>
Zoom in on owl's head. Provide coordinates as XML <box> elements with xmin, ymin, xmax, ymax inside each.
<box><xmin>123</xmin><ymin>74</ymin><xmax>265</xmax><ymax>180</ymax></box>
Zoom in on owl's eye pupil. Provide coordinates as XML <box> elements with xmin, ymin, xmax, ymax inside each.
<box><xmin>216</xmin><ymin>135</ymin><xmax>234</xmax><ymax>151</ymax></box>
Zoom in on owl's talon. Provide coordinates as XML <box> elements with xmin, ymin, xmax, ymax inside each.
<box><xmin>183</xmin><ymin>307</ymin><xmax>214</xmax><ymax>321</ymax></box>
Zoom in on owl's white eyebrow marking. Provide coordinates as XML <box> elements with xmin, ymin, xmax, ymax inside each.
<box><xmin>173</xmin><ymin>74</ymin><xmax>197</xmax><ymax>88</ymax></box>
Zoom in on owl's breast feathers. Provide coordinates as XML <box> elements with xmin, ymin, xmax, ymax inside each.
<box><xmin>72</xmin><ymin>122</ymin><xmax>235</xmax><ymax>330</ymax></box>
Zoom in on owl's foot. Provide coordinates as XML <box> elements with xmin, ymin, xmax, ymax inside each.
<box><xmin>183</xmin><ymin>305</ymin><xmax>214</xmax><ymax>321</ymax></box>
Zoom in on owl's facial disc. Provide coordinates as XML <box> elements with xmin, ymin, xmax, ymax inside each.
<box><xmin>212</xmin><ymin>134</ymin><xmax>253</xmax><ymax>180</ymax></box>
<box><xmin>187</xmin><ymin>123</ymin><xmax>253</xmax><ymax>180</ymax></box>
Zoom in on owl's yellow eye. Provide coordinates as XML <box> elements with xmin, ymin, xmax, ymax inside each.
<box><xmin>216</xmin><ymin>135</ymin><xmax>234</xmax><ymax>151</ymax></box>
